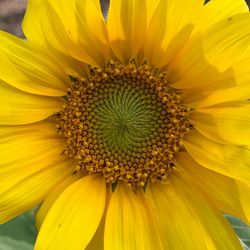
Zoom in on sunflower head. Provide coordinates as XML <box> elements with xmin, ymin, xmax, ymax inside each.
<box><xmin>0</xmin><ymin>0</ymin><xmax>250</xmax><ymax>250</ymax></box>
<box><xmin>55</xmin><ymin>60</ymin><xmax>193</xmax><ymax>187</ymax></box>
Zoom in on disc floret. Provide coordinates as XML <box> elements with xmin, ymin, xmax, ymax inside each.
<box><xmin>56</xmin><ymin>61</ymin><xmax>192</xmax><ymax>187</ymax></box>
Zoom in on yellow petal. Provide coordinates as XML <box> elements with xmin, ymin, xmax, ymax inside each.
<box><xmin>144</xmin><ymin>0</ymin><xmax>203</xmax><ymax>66</ymax></box>
<box><xmin>41</xmin><ymin>47</ymin><xmax>89</xmax><ymax>80</ymax></box>
<box><xmin>36</xmin><ymin>173</ymin><xmax>83</xmax><ymax>230</ymax></box>
<box><xmin>104</xmin><ymin>183</ymin><xmax>162</xmax><ymax>250</ymax></box>
<box><xmin>169</xmin><ymin>13</ymin><xmax>250</xmax><ymax>89</ymax></box>
<box><xmin>0</xmin><ymin>119</ymin><xmax>72</xmax><ymax>223</ymax></box>
<box><xmin>182</xmin><ymin>57</ymin><xmax>250</xmax><ymax>108</ymax></box>
<box><xmin>72</xmin><ymin>0</ymin><xmax>109</xmax><ymax>65</ymax></box>
<box><xmin>23</xmin><ymin>0</ymin><xmax>109</xmax><ymax>66</ymax></box>
<box><xmin>176</xmin><ymin>152</ymin><xmax>250</xmax><ymax>224</ymax></box>
<box><xmin>0</xmin><ymin>162</ymin><xmax>71</xmax><ymax>224</ymax></box>
<box><xmin>146</xmin><ymin>182</ymin><xmax>206</xmax><ymax>249</ymax></box>
<box><xmin>12</xmin><ymin>11</ymin><xmax>88</xmax><ymax>80</ymax></box>
<box><xmin>107</xmin><ymin>0</ymin><xmax>147</xmax><ymax>62</ymax></box>
<box><xmin>145</xmin><ymin>0</ymin><xmax>160</xmax><ymax>26</ymax></box>
<box><xmin>0</xmin><ymin>80</ymin><xmax>62</xmax><ymax>125</ymax></box>
<box><xmin>191</xmin><ymin>105</ymin><xmax>250</xmax><ymax>145</ymax></box>
<box><xmin>0</xmin><ymin>120</ymin><xmax>67</xmax><ymax>191</ymax></box>
<box><xmin>0</xmin><ymin>120</ymin><xmax>64</xmax><ymax>182</ymax></box>
<box><xmin>35</xmin><ymin>175</ymin><xmax>106</xmax><ymax>250</ymax></box>
<box><xmin>86</xmin><ymin>186</ymin><xmax>112</xmax><ymax>250</ymax></box>
<box><xmin>235</xmin><ymin>180</ymin><xmax>250</xmax><ymax>224</ymax></box>
<box><xmin>86</xmin><ymin>217</ymin><xmax>105</xmax><ymax>250</ymax></box>
<box><xmin>0</xmin><ymin>118</ymin><xmax>58</xmax><ymax>139</ymax></box>
<box><xmin>183</xmin><ymin>130</ymin><xmax>250</xmax><ymax>183</ymax></box>
<box><xmin>194</xmin><ymin>0</ymin><xmax>249</xmax><ymax>32</ymax></box>
<box><xmin>0</xmin><ymin>31</ymin><xmax>68</xmax><ymax>96</ymax></box>
<box><xmin>169</xmin><ymin>172</ymin><xmax>242</xmax><ymax>249</ymax></box>
<box><xmin>22</xmin><ymin>0</ymin><xmax>54</xmax><ymax>47</ymax></box>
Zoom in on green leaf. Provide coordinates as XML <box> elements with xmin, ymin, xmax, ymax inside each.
<box><xmin>0</xmin><ymin>236</ymin><xmax>33</xmax><ymax>250</ymax></box>
<box><xmin>226</xmin><ymin>215</ymin><xmax>250</xmax><ymax>250</ymax></box>
<box><xmin>0</xmin><ymin>210</ymin><xmax>36</xmax><ymax>250</ymax></box>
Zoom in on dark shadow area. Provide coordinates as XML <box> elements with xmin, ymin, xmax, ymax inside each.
<box><xmin>100</xmin><ymin>0</ymin><xmax>110</xmax><ymax>18</ymax></box>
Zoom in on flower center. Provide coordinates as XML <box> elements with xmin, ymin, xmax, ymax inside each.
<box><xmin>56</xmin><ymin>61</ymin><xmax>192</xmax><ymax>187</ymax></box>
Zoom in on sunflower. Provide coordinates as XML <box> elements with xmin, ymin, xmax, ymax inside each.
<box><xmin>0</xmin><ymin>0</ymin><xmax>250</xmax><ymax>249</ymax></box>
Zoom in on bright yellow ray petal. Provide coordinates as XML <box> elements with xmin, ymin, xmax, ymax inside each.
<box><xmin>37</xmin><ymin>46</ymin><xmax>89</xmax><ymax>80</ymax></box>
<box><xmin>0</xmin><ymin>120</ymin><xmax>67</xmax><ymax>192</ymax></box>
<box><xmin>144</xmin><ymin>0</ymin><xmax>203</xmax><ymax>67</ymax></box>
<box><xmin>72</xmin><ymin>0</ymin><xmax>109</xmax><ymax>65</ymax></box>
<box><xmin>146</xmin><ymin>182</ymin><xmax>206</xmax><ymax>249</ymax></box>
<box><xmin>21</xmin><ymin>6</ymin><xmax>89</xmax><ymax>80</ymax></box>
<box><xmin>143</xmin><ymin>0</ymin><xmax>168</xmax><ymax>65</ymax></box>
<box><xmin>48</xmin><ymin>0</ymin><xmax>109</xmax><ymax>66</ymax></box>
<box><xmin>170</xmin><ymin>172</ymin><xmax>243</xmax><ymax>250</ymax></box>
<box><xmin>145</xmin><ymin>0</ymin><xmax>160</xmax><ymax>26</ymax></box>
<box><xmin>86</xmin><ymin>187</ymin><xmax>112</xmax><ymax>250</ymax></box>
<box><xmin>86</xmin><ymin>217</ymin><xmax>105</xmax><ymax>250</ymax></box>
<box><xmin>104</xmin><ymin>183</ymin><xmax>162</xmax><ymax>250</ymax></box>
<box><xmin>194</xmin><ymin>0</ymin><xmax>249</xmax><ymax>32</ymax></box>
<box><xmin>0</xmin><ymin>120</ymin><xmax>71</xmax><ymax>223</ymax></box>
<box><xmin>191</xmin><ymin>105</ymin><xmax>250</xmax><ymax>145</ymax></box>
<box><xmin>192</xmin><ymin>83</ymin><xmax>250</xmax><ymax>108</ymax></box>
<box><xmin>0</xmin><ymin>31</ymin><xmax>68</xmax><ymax>96</ymax></box>
<box><xmin>22</xmin><ymin>0</ymin><xmax>52</xmax><ymax>46</ymax></box>
<box><xmin>169</xmin><ymin>13</ymin><xmax>250</xmax><ymax>89</ymax></box>
<box><xmin>176</xmin><ymin>152</ymin><xmax>250</xmax><ymax>224</ymax></box>
<box><xmin>23</xmin><ymin>0</ymin><xmax>109</xmax><ymax>67</ymax></box>
<box><xmin>22</xmin><ymin>0</ymin><xmax>74</xmax><ymax>61</ymax></box>
<box><xmin>0</xmin><ymin>80</ymin><xmax>62</xmax><ymax>125</ymax></box>
<box><xmin>182</xmin><ymin>57</ymin><xmax>250</xmax><ymax>108</ymax></box>
<box><xmin>36</xmin><ymin>173</ymin><xmax>84</xmax><ymax>230</ymax></box>
<box><xmin>183</xmin><ymin>130</ymin><xmax>250</xmax><ymax>183</ymax></box>
<box><xmin>236</xmin><ymin>180</ymin><xmax>250</xmax><ymax>224</ymax></box>
<box><xmin>107</xmin><ymin>0</ymin><xmax>147</xmax><ymax>62</ymax></box>
<box><xmin>0</xmin><ymin>118</ymin><xmax>58</xmax><ymax>138</ymax></box>
<box><xmin>35</xmin><ymin>175</ymin><xmax>106</xmax><ymax>250</ymax></box>
<box><xmin>0</xmin><ymin>161</ymin><xmax>72</xmax><ymax>224</ymax></box>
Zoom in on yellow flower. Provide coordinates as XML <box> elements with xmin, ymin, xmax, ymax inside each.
<box><xmin>0</xmin><ymin>0</ymin><xmax>250</xmax><ymax>249</ymax></box>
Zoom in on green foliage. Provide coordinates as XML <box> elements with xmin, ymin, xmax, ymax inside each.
<box><xmin>0</xmin><ymin>210</ymin><xmax>36</xmax><ymax>250</ymax></box>
<box><xmin>226</xmin><ymin>215</ymin><xmax>250</xmax><ymax>250</ymax></box>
